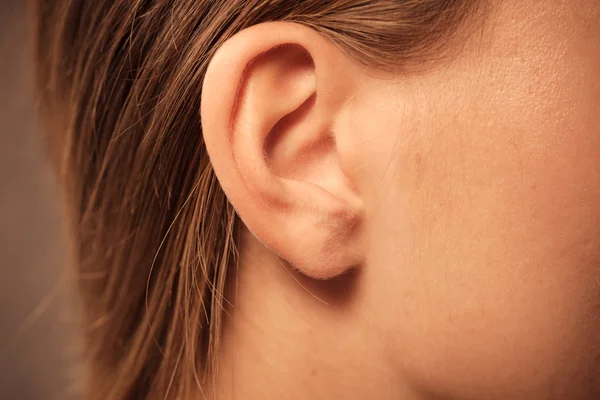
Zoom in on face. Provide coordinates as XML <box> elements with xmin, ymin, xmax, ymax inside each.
<box><xmin>349</xmin><ymin>0</ymin><xmax>600</xmax><ymax>398</ymax></box>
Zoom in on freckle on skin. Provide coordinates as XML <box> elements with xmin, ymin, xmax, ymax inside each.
<box><xmin>415</xmin><ymin>153</ymin><xmax>422</xmax><ymax>165</ymax></box>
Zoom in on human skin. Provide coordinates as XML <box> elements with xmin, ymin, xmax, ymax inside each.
<box><xmin>201</xmin><ymin>0</ymin><xmax>600</xmax><ymax>399</ymax></box>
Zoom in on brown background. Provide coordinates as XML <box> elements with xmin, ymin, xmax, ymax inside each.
<box><xmin>1</xmin><ymin>1</ymin><xmax>79</xmax><ymax>399</ymax></box>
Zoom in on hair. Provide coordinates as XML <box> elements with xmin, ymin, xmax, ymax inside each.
<box><xmin>31</xmin><ymin>1</ymin><xmax>483</xmax><ymax>399</ymax></box>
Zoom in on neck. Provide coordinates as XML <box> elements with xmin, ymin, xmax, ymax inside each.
<box><xmin>210</xmin><ymin>229</ymin><xmax>419</xmax><ymax>400</ymax></box>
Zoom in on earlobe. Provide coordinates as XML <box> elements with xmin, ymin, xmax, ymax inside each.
<box><xmin>201</xmin><ymin>22</ymin><xmax>364</xmax><ymax>279</ymax></box>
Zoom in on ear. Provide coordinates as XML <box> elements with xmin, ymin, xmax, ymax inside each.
<box><xmin>201</xmin><ymin>22</ymin><xmax>364</xmax><ymax>279</ymax></box>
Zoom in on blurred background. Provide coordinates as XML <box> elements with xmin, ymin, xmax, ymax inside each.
<box><xmin>1</xmin><ymin>1</ymin><xmax>80</xmax><ymax>399</ymax></box>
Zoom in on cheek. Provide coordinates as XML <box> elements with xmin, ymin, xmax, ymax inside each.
<box><xmin>356</xmin><ymin>2</ymin><xmax>600</xmax><ymax>398</ymax></box>
<box><xmin>365</xmin><ymin>124</ymin><xmax>600</xmax><ymax>399</ymax></box>
<box><xmin>368</xmin><ymin>108</ymin><xmax>600</xmax><ymax>398</ymax></box>
<box><xmin>381</xmin><ymin>121</ymin><xmax>600</xmax><ymax>399</ymax></box>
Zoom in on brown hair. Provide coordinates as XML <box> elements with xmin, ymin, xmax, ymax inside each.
<box><xmin>31</xmin><ymin>1</ymin><xmax>483</xmax><ymax>399</ymax></box>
